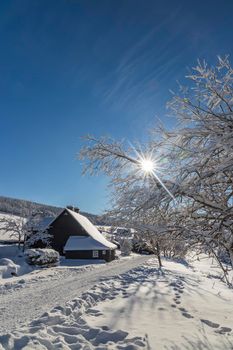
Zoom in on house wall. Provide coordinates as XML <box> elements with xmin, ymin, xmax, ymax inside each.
<box><xmin>65</xmin><ymin>249</ymin><xmax>115</xmax><ymax>262</ymax></box>
<box><xmin>48</xmin><ymin>209</ymin><xmax>88</xmax><ymax>254</ymax></box>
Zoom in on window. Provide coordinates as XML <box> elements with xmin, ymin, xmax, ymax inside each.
<box><xmin>92</xmin><ymin>250</ymin><xmax>99</xmax><ymax>258</ymax></box>
<box><xmin>102</xmin><ymin>250</ymin><xmax>106</xmax><ymax>255</ymax></box>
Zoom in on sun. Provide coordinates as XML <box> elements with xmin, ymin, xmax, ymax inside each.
<box><xmin>140</xmin><ymin>159</ymin><xmax>155</xmax><ymax>173</ymax></box>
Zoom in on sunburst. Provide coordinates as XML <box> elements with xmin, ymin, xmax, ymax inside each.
<box><xmin>128</xmin><ymin>142</ymin><xmax>176</xmax><ymax>202</ymax></box>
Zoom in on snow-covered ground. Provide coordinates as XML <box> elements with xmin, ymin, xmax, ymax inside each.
<box><xmin>0</xmin><ymin>254</ymin><xmax>233</xmax><ymax>349</ymax></box>
<box><xmin>0</xmin><ymin>252</ymin><xmax>149</xmax><ymax>336</ymax></box>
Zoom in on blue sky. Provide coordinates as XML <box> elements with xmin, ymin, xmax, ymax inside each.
<box><xmin>0</xmin><ymin>0</ymin><xmax>233</xmax><ymax>214</ymax></box>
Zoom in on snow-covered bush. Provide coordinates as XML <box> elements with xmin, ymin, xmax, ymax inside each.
<box><xmin>132</xmin><ymin>236</ymin><xmax>155</xmax><ymax>255</ymax></box>
<box><xmin>119</xmin><ymin>238</ymin><xmax>132</xmax><ymax>256</ymax></box>
<box><xmin>160</xmin><ymin>237</ymin><xmax>189</xmax><ymax>259</ymax></box>
<box><xmin>25</xmin><ymin>248</ymin><xmax>59</xmax><ymax>267</ymax></box>
<box><xmin>0</xmin><ymin>258</ymin><xmax>20</xmax><ymax>278</ymax></box>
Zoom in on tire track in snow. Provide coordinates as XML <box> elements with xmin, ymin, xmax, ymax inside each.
<box><xmin>0</xmin><ymin>255</ymin><xmax>150</xmax><ymax>334</ymax></box>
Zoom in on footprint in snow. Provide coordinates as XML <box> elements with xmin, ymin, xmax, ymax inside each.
<box><xmin>200</xmin><ymin>319</ymin><xmax>220</xmax><ymax>328</ymax></box>
<box><xmin>179</xmin><ymin>307</ymin><xmax>187</xmax><ymax>312</ymax></box>
<box><xmin>158</xmin><ymin>307</ymin><xmax>166</xmax><ymax>311</ymax></box>
<box><xmin>182</xmin><ymin>312</ymin><xmax>194</xmax><ymax>319</ymax></box>
<box><xmin>201</xmin><ymin>320</ymin><xmax>232</xmax><ymax>334</ymax></box>
<box><xmin>215</xmin><ymin>326</ymin><xmax>232</xmax><ymax>334</ymax></box>
<box><xmin>86</xmin><ymin>308</ymin><xmax>103</xmax><ymax>317</ymax></box>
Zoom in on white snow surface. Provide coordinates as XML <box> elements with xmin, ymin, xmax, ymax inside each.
<box><xmin>0</xmin><ymin>254</ymin><xmax>233</xmax><ymax>349</ymax></box>
<box><xmin>66</xmin><ymin>209</ymin><xmax>117</xmax><ymax>249</ymax></box>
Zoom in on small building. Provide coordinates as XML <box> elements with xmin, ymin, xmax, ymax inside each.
<box><xmin>32</xmin><ymin>207</ymin><xmax>117</xmax><ymax>262</ymax></box>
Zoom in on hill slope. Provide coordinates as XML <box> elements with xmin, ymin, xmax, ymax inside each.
<box><xmin>0</xmin><ymin>196</ymin><xmax>103</xmax><ymax>224</ymax></box>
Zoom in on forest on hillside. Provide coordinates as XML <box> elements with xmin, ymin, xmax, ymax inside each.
<box><xmin>0</xmin><ymin>196</ymin><xmax>103</xmax><ymax>225</ymax></box>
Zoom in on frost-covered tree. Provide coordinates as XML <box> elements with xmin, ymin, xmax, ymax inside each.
<box><xmin>79</xmin><ymin>135</ymin><xmax>179</xmax><ymax>267</ymax></box>
<box><xmin>161</xmin><ymin>56</ymin><xmax>233</xmax><ymax>268</ymax></box>
<box><xmin>79</xmin><ymin>56</ymin><xmax>233</xmax><ymax>275</ymax></box>
<box><xmin>24</xmin><ymin>210</ymin><xmax>54</xmax><ymax>250</ymax></box>
<box><xmin>0</xmin><ymin>214</ymin><xmax>26</xmax><ymax>248</ymax></box>
<box><xmin>0</xmin><ymin>208</ymin><xmax>54</xmax><ymax>250</ymax></box>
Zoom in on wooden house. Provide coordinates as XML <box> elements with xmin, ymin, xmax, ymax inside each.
<box><xmin>32</xmin><ymin>207</ymin><xmax>117</xmax><ymax>262</ymax></box>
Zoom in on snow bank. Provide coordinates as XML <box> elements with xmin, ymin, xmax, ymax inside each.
<box><xmin>0</xmin><ymin>258</ymin><xmax>20</xmax><ymax>278</ymax></box>
<box><xmin>0</xmin><ymin>245</ymin><xmax>35</xmax><ymax>281</ymax></box>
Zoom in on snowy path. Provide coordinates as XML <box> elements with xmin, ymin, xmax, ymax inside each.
<box><xmin>0</xmin><ymin>255</ymin><xmax>149</xmax><ymax>335</ymax></box>
<box><xmin>1</xmin><ymin>255</ymin><xmax>233</xmax><ymax>350</ymax></box>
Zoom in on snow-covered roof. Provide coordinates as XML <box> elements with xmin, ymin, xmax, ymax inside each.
<box><xmin>64</xmin><ymin>235</ymin><xmax>115</xmax><ymax>251</ymax></box>
<box><xmin>66</xmin><ymin>209</ymin><xmax>117</xmax><ymax>250</ymax></box>
<box><xmin>31</xmin><ymin>216</ymin><xmax>55</xmax><ymax>231</ymax></box>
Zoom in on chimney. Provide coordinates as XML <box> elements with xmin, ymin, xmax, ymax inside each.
<box><xmin>66</xmin><ymin>205</ymin><xmax>79</xmax><ymax>213</ymax></box>
<box><xmin>66</xmin><ymin>205</ymin><xmax>74</xmax><ymax>211</ymax></box>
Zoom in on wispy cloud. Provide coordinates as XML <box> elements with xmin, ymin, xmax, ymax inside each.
<box><xmin>92</xmin><ymin>7</ymin><xmax>190</xmax><ymax>117</ymax></box>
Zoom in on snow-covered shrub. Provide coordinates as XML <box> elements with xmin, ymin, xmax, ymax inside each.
<box><xmin>25</xmin><ymin>248</ymin><xmax>59</xmax><ymax>267</ymax></box>
<box><xmin>25</xmin><ymin>229</ymin><xmax>52</xmax><ymax>250</ymax></box>
<box><xmin>160</xmin><ymin>238</ymin><xmax>189</xmax><ymax>259</ymax></box>
<box><xmin>118</xmin><ymin>238</ymin><xmax>132</xmax><ymax>256</ymax></box>
<box><xmin>0</xmin><ymin>258</ymin><xmax>20</xmax><ymax>277</ymax></box>
<box><xmin>132</xmin><ymin>238</ymin><xmax>154</xmax><ymax>255</ymax></box>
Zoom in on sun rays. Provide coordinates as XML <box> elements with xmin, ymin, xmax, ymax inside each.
<box><xmin>128</xmin><ymin>142</ymin><xmax>176</xmax><ymax>202</ymax></box>
<box><xmin>140</xmin><ymin>159</ymin><xmax>155</xmax><ymax>173</ymax></box>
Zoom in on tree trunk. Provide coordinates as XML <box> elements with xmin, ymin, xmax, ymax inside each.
<box><xmin>23</xmin><ymin>233</ymin><xmax>27</xmax><ymax>252</ymax></box>
<box><xmin>18</xmin><ymin>236</ymin><xmax>21</xmax><ymax>250</ymax></box>
<box><xmin>156</xmin><ymin>242</ymin><xmax>162</xmax><ymax>268</ymax></box>
<box><xmin>229</xmin><ymin>249</ymin><xmax>233</xmax><ymax>270</ymax></box>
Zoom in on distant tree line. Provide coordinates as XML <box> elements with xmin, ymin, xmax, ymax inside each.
<box><xmin>0</xmin><ymin>196</ymin><xmax>61</xmax><ymax>217</ymax></box>
<box><xmin>0</xmin><ymin>196</ymin><xmax>104</xmax><ymax>225</ymax></box>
